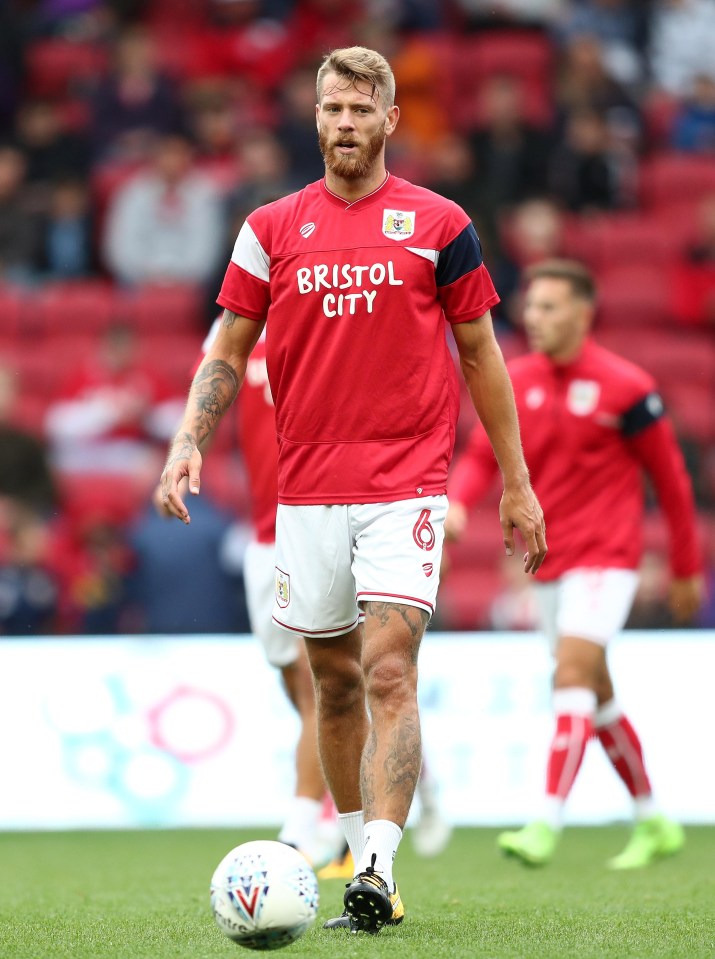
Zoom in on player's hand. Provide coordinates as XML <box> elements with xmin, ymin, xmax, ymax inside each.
<box><xmin>499</xmin><ymin>482</ymin><xmax>547</xmax><ymax>575</ymax></box>
<box><xmin>160</xmin><ymin>432</ymin><xmax>203</xmax><ymax>524</ymax></box>
<box><xmin>152</xmin><ymin>483</ymin><xmax>172</xmax><ymax>518</ymax></box>
<box><xmin>668</xmin><ymin>575</ymin><xmax>705</xmax><ymax>624</ymax></box>
<box><xmin>444</xmin><ymin>502</ymin><xmax>468</xmax><ymax>542</ymax></box>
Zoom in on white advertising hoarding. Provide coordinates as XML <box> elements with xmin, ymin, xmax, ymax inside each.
<box><xmin>0</xmin><ymin>631</ymin><xmax>712</xmax><ymax>829</ymax></box>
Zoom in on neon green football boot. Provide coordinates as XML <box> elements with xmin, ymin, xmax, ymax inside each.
<box><xmin>607</xmin><ymin>815</ymin><xmax>685</xmax><ymax>870</ymax></box>
<box><xmin>497</xmin><ymin>821</ymin><xmax>559</xmax><ymax>866</ymax></box>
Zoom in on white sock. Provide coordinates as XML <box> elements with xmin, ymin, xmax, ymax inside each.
<box><xmin>542</xmin><ymin>795</ymin><xmax>566</xmax><ymax>831</ymax></box>
<box><xmin>277</xmin><ymin>796</ymin><xmax>322</xmax><ymax>850</ymax></box>
<box><xmin>357</xmin><ymin>819</ymin><xmax>403</xmax><ymax>890</ymax></box>
<box><xmin>634</xmin><ymin>796</ymin><xmax>657</xmax><ymax>820</ymax></box>
<box><xmin>338</xmin><ymin>810</ymin><xmax>364</xmax><ymax>864</ymax></box>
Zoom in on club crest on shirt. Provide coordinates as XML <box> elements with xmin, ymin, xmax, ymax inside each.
<box><xmin>275</xmin><ymin>568</ymin><xmax>290</xmax><ymax>608</ymax></box>
<box><xmin>382</xmin><ymin>209</ymin><xmax>415</xmax><ymax>240</ymax></box>
<box><xmin>567</xmin><ymin>379</ymin><xmax>600</xmax><ymax>416</ymax></box>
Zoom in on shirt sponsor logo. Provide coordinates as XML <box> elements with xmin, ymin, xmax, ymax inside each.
<box><xmin>275</xmin><ymin>568</ymin><xmax>290</xmax><ymax>608</ymax></box>
<box><xmin>382</xmin><ymin>209</ymin><xmax>415</xmax><ymax>241</ymax></box>
<box><xmin>296</xmin><ymin>261</ymin><xmax>403</xmax><ymax>317</ymax></box>
<box><xmin>299</xmin><ymin>222</ymin><xmax>316</xmax><ymax>238</ymax></box>
<box><xmin>567</xmin><ymin>380</ymin><xmax>600</xmax><ymax>416</ymax></box>
<box><xmin>422</xmin><ymin>563</ymin><xmax>434</xmax><ymax>577</ymax></box>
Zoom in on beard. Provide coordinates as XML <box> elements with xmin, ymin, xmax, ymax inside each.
<box><xmin>318</xmin><ymin>124</ymin><xmax>386</xmax><ymax>179</ymax></box>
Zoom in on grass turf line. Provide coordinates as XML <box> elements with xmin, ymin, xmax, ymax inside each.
<box><xmin>0</xmin><ymin>827</ymin><xmax>713</xmax><ymax>959</ymax></box>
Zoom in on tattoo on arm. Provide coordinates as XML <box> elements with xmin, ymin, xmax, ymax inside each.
<box><xmin>222</xmin><ymin>309</ymin><xmax>238</xmax><ymax>329</ymax></box>
<box><xmin>166</xmin><ymin>431</ymin><xmax>198</xmax><ymax>470</ymax></box>
<box><xmin>187</xmin><ymin>359</ymin><xmax>239</xmax><ymax>445</ymax></box>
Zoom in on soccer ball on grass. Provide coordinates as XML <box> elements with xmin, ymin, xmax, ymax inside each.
<box><xmin>210</xmin><ymin>840</ymin><xmax>319</xmax><ymax>950</ymax></box>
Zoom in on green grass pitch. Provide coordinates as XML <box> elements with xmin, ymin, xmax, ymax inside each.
<box><xmin>1</xmin><ymin>827</ymin><xmax>713</xmax><ymax>959</ymax></box>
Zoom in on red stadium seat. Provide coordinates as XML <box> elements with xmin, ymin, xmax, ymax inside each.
<box><xmin>0</xmin><ymin>286</ymin><xmax>23</xmax><ymax>341</ymax></box>
<box><xmin>660</xmin><ymin>382</ymin><xmax>715</xmax><ymax>443</ymax></box>
<box><xmin>596</xmin><ymin>328</ymin><xmax>715</xmax><ymax>389</ymax></box>
<box><xmin>574</xmin><ymin>214</ymin><xmax>682</xmax><ymax>270</ymax></box>
<box><xmin>32</xmin><ymin>281</ymin><xmax>117</xmax><ymax>336</ymax></box>
<box><xmin>595</xmin><ymin>265</ymin><xmax>671</xmax><ymax>327</ymax></box>
<box><xmin>120</xmin><ymin>283</ymin><xmax>204</xmax><ymax>333</ymax></box>
<box><xmin>639</xmin><ymin>153</ymin><xmax>715</xmax><ymax>210</ymax></box>
<box><xmin>57</xmin><ymin>471</ymin><xmax>153</xmax><ymax>528</ymax></box>
<box><xmin>138</xmin><ymin>331</ymin><xmax>204</xmax><ymax>393</ymax></box>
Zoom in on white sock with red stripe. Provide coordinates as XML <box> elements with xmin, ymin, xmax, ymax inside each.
<box><xmin>543</xmin><ymin>687</ymin><xmax>597</xmax><ymax>829</ymax></box>
<box><xmin>594</xmin><ymin>699</ymin><xmax>656</xmax><ymax>819</ymax></box>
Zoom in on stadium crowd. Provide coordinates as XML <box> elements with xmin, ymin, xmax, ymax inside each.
<box><xmin>0</xmin><ymin>0</ymin><xmax>714</xmax><ymax>634</ymax></box>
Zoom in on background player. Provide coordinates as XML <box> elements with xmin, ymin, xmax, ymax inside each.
<box><xmin>160</xmin><ymin>46</ymin><xmax>546</xmax><ymax>932</ymax></box>
<box><xmin>446</xmin><ymin>258</ymin><xmax>704</xmax><ymax>869</ymax></box>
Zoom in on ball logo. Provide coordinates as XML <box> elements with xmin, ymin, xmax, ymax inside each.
<box><xmin>299</xmin><ymin>222</ymin><xmax>316</xmax><ymax>238</ymax></box>
<box><xmin>413</xmin><ymin>509</ymin><xmax>435</xmax><ymax>551</ymax></box>
<box><xmin>382</xmin><ymin>209</ymin><xmax>415</xmax><ymax>241</ymax></box>
<box><xmin>275</xmin><ymin>568</ymin><xmax>290</xmax><ymax>608</ymax></box>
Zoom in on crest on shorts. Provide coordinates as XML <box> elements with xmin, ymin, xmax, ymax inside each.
<box><xmin>382</xmin><ymin>209</ymin><xmax>415</xmax><ymax>240</ymax></box>
<box><xmin>567</xmin><ymin>379</ymin><xmax>600</xmax><ymax>416</ymax></box>
<box><xmin>275</xmin><ymin>568</ymin><xmax>290</xmax><ymax>608</ymax></box>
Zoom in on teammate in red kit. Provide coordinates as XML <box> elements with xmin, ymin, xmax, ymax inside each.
<box><xmin>446</xmin><ymin>258</ymin><xmax>703</xmax><ymax>869</ymax></box>
<box><xmin>160</xmin><ymin>46</ymin><xmax>546</xmax><ymax>932</ymax></box>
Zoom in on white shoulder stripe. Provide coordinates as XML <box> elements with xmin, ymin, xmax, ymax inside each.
<box><xmin>406</xmin><ymin>246</ymin><xmax>439</xmax><ymax>265</ymax></box>
<box><xmin>231</xmin><ymin>220</ymin><xmax>270</xmax><ymax>282</ymax></box>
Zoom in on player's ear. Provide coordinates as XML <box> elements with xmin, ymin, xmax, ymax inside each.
<box><xmin>385</xmin><ymin>104</ymin><xmax>399</xmax><ymax>137</ymax></box>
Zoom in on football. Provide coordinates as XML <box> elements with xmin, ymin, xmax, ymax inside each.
<box><xmin>210</xmin><ymin>840</ymin><xmax>320</xmax><ymax>950</ymax></box>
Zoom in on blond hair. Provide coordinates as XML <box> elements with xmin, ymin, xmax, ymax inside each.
<box><xmin>317</xmin><ymin>46</ymin><xmax>395</xmax><ymax>108</ymax></box>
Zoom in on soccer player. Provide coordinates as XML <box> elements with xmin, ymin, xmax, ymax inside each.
<box><xmin>446</xmin><ymin>258</ymin><xmax>703</xmax><ymax>870</ymax></box>
<box><xmin>160</xmin><ymin>46</ymin><xmax>546</xmax><ymax>933</ymax></box>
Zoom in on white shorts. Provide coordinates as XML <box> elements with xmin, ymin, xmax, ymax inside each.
<box><xmin>244</xmin><ymin>539</ymin><xmax>301</xmax><ymax>667</ymax></box>
<box><xmin>272</xmin><ymin>497</ymin><xmax>447</xmax><ymax>638</ymax></box>
<box><xmin>535</xmin><ymin>567</ymin><xmax>640</xmax><ymax>653</ymax></box>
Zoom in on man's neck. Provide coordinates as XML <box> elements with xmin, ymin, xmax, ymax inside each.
<box><xmin>324</xmin><ymin>166</ymin><xmax>388</xmax><ymax>203</ymax></box>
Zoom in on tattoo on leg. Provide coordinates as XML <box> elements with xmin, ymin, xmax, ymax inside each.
<box><xmin>361</xmin><ymin>726</ymin><xmax>377</xmax><ymax>814</ymax></box>
<box><xmin>363</xmin><ymin>602</ymin><xmax>427</xmax><ymax>664</ymax></box>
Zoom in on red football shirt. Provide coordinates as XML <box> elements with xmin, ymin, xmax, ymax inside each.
<box><xmin>449</xmin><ymin>339</ymin><xmax>702</xmax><ymax>581</ymax></box>
<box><xmin>217</xmin><ymin>174</ymin><xmax>499</xmax><ymax>505</ymax></box>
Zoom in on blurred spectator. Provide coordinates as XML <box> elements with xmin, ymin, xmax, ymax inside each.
<box><xmin>0</xmin><ymin>500</ymin><xmax>59</xmax><ymax>635</ymax></box>
<box><xmin>275</xmin><ymin>64</ymin><xmax>326</xmax><ymax>184</ymax></box>
<box><xmin>669</xmin><ymin>192</ymin><xmax>715</xmax><ymax>326</ymax></box>
<box><xmin>555</xmin><ymin>0</ymin><xmax>647</xmax><ymax>86</ymax></box>
<box><xmin>0</xmin><ymin>144</ymin><xmax>42</xmax><ymax>285</ymax></box>
<box><xmin>670</xmin><ymin>74</ymin><xmax>715</xmax><ymax>154</ymax></box>
<box><xmin>469</xmin><ymin>74</ymin><xmax>553</xmax><ymax>221</ymax></box>
<box><xmin>492</xmin><ymin>197</ymin><xmax>566</xmax><ymax>325</ymax></box>
<box><xmin>187</xmin><ymin>0</ymin><xmax>294</xmax><ymax>93</ymax></box>
<box><xmin>286</xmin><ymin>0</ymin><xmax>367</xmax><ymax>62</ymax></box>
<box><xmin>14</xmin><ymin>99</ymin><xmax>90</xmax><ymax>207</ymax></box>
<box><xmin>227</xmin><ymin>129</ymin><xmax>300</xmax><ymax>222</ymax></box>
<box><xmin>36</xmin><ymin>176</ymin><xmax>95</xmax><ymax>279</ymax></box>
<box><xmin>453</xmin><ymin>0</ymin><xmax>564</xmax><ymax>31</ymax></box>
<box><xmin>103</xmin><ymin>132</ymin><xmax>224</xmax><ymax>286</ymax></box>
<box><xmin>0</xmin><ymin>361</ymin><xmax>57</xmax><ymax>515</ymax></box>
<box><xmin>190</xmin><ymin>92</ymin><xmax>242</xmax><ymax>191</ymax></box>
<box><xmin>127</xmin><ymin>485</ymin><xmax>248</xmax><ymax>633</ymax></box>
<box><xmin>44</xmin><ymin>323</ymin><xmax>184</xmax><ymax>474</ymax></box>
<box><xmin>0</xmin><ymin>2</ymin><xmax>25</xmax><ymax>136</ymax></box>
<box><xmin>89</xmin><ymin>26</ymin><xmax>184</xmax><ymax>164</ymax></box>
<box><xmin>649</xmin><ymin>0</ymin><xmax>715</xmax><ymax>98</ymax></box>
<box><xmin>548</xmin><ymin>107</ymin><xmax>621</xmax><ymax>211</ymax></box>
<box><xmin>423</xmin><ymin>133</ymin><xmax>483</xmax><ymax>221</ymax></box>
<box><xmin>554</xmin><ymin>34</ymin><xmax>641</xmax><ymax>138</ymax></box>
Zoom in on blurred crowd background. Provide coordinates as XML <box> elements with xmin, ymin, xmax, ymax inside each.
<box><xmin>1</xmin><ymin>0</ymin><xmax>714</xmax><ymax>636</ymax></box>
